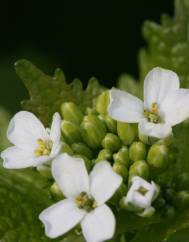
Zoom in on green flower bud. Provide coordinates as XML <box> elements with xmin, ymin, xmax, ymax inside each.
<box><xmin>50</xmin><ymin>182</ymin><xmax>64</xmax><ymax>199</ymax></box>
<box><xmin>74</xmin><ymin>155</ymin><xmax>92</xmax><ymax>171</ymax></box>
<box><xmin>37</xmin><ymin>165</ymin><xmax>52</xmax><ymax>178</ymax></box>
<box><xmin>61</xmin><ymin>102</ymin><xmax>83</xmax><ymax>124</ymax></box>
<box><xmin>117</xmin><ymin>122</ymin><xmax>137</xmax><ymax>145</ymax></box>
<box><xmin>81</xmin><ymin>115</ymin><xmax>106</xmax><ymax>149</ymax></box>
<box><xmin>165</xmin><ymin>188</ymin><xmax>176</xmax><ymax>203</ymax></box>
<box><xmin>113</xmin><ymin>163</ymin><xmax>128</xmax><ymax>181</ymax></box>
<box><xmin>103</xmin><ymin>115</ymin><xmax>117</xmax><ymax>133</ymax></box>
<box><xmin>61</xmin><ymin>142</ymin><xmax>74</xmax><ymax>155</ymax></box>
<box><xmin>138</xmin><ymin>207</ymin><xmax>155</xmax><ymax>218</ymax></box>
<box><xmin>154</xmin><ymin>197</ymin><xmax>166</xmax><ymax>208</ymax></box>
<box><xmin>85</xmin><ymin>107</ymin><xmax>97</xmax><ymax>115</ymax></box>
<box><xmin>174</xmin><ymin>191</ymin><xmax>189</xmax><ymax>209</ymax></box>
<box><xmin>129</xmin><ymin>142</ymin><xmax>147</xmax><ymax>162</ymax></box>
<box><xmin>96</xmin><ymin>149</ymin><xmax>113</xmax><ymax>162</ymax></box>
<box><xmin>147</xmin><ymin>143</ymin><xmax>169</xmax><ymax>170</ymax></box>
<box><xmin>102</xmin><ymin>133</ymin><xmax>121</xmax><ymax>152</ymax></box>
<box><xmin>71</xmin><ymin>142</ymin><xmax>93</xmax><ymax>159</ymax></box>
<box><xmin>113</xmin><ymin>146</ymin><xmax>130</xmax><ymax>167</ymax></box>
<box><xmin>61</xmin><ymin>120</ymin><xmax>82</xmax><ymax>144</ymax></box>
<box><xmin>129</xmin><ymin>160</ymin><xmax>149</xmax><ymax>181</ymax></box>
<box><xmin>165</xmin><ymin>206</ymin><xmax>175</xmax><ymax>218</ymax></box>
<box><xmin>175</xmin><ymin>172</ymin><xmax>189</xmax><ymax>190</ymax></box>
<box><xmin>95</xmin><ymin>90</ymin><xmax>109</xmax><ymax>115</ymax></box>
<box><xmin>138</xmin><ymin>132</ymin><xmax>150</xmax><ymax>145</ymax></box>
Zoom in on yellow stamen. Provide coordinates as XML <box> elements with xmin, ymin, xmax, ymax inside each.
<box><xmin>34</xmin><ymin>139</ymin><xmax>53</xmax><ymax>157</ymax></box>
<box><xmin>144</xmin><ymin>102</ymin><xmax>160</xmax><ymax>123</ymax></box>
<box><xmin>137</xmin><ymin>186</ymin><xmax>148</xmax><ymax>195</ymax></box>
<box><xmin>75</xmin><ymin>192</ymin><xmax>97</xmax><ymax>212</ymax></box>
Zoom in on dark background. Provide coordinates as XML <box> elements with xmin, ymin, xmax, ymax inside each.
<box><xmin>0</xmin><ymin>0</ymin><xmax>173</xmax><ymax>113</ymax></box>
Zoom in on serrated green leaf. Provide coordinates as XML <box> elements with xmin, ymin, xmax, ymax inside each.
<box><xmin>0</xmin><ymin>164</ymin><xmax>87</xmax><ymax>242</ymax></box>
<box><xmin>15</xmin><ymin>59</ymin><xmax>104</xmax><ymax>125</ymax></box>
<box><xmin>139</xmin><ymin>0</ymin><xmax>189</xmax><ymax>88</ymax></box>
<box><xmin>0</xmin><ymin>107</ymin><xmax>10</xmax><ymax>151</ymax></box>
<box><xmin>0</xmin><ymin>166</ymin><xmax>53</xmax><ymax>242</ymax></box>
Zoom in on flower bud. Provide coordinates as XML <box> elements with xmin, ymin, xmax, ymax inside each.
<box><xmin>113</xmin><ymin>163</ymin><xmax>128</xmax><ymax>181</ymax></box>
<box><xmin>164</xmin><ymin>188</ymin><xmax>176</xmax><ymax>203</ymax></box>
<box><xmin>37</xmin><ymin>165</ymin><xmax>52</xmax><ymax>178</ymax></box>
<box><xmin>165</xmin><ymin>206</ymin><xmax>175</xmax><ymax>219</ymax></box>
<box><xmin>138</xmin><ymin>207</ymin><xmax>155</xmax><ymax>218</ymax></box>
<box><xmin>81</xmin><ymin>115</ymin><xmax>107</xmax><ymax>149</ymax></box>
<box><xmin>103</xmin><ymin>115</ymin><xmax>117</xmax><ymax>133</ymax></box>
<box><xmin>113</xmin><ymin>146</ymin><xmax>130</xmax><ymax>168</ymax></box>
<box><xmin>129</xmin><ymin>160</ymin><xmax>149</xmax><ymax>181</ymax></box>
<box><xmin>61</xmin><ymin>142</ymin><xmax>74</xmax><ymax>155</ymax></box>
<box><xmin>85</xmin><ymin>108</ymin><xmax>97</xmax><ymax>115</ymax></box>
<box><xmin>174</xmin><ymin>191</ymin><xmax>189</xmax><ymax>209</ymax></box>
<box><xmin>129</xmin><ymin>142</ymin><xmax>147</xmax><ymax>162</ymax></box>
<box><xmin>71</xmin><ymin>142</ymin><xmax>93</xmax><ymax>159</ymax></box>
<box><xmin>175</xmin><ymin>172</ymin><xmax>189</xmax><ymax>190</ymax></box>
<box><xmin>96</xmin><ymin>149</ymin><xmax>113</xmax><ymax>162</ymax></box>
<box><xmin>147</xmin><ymin>143</ymin><xmax>169</xmax><ymax>170</ymax></box>
<box><xmin>117</xmin><ymin>122</ymin><xmax>137</xmax><ymax>145</ymax></box>
<box><xmin>102</xmin><ymin>133</ymin><xmax>121</xmax><ymax>152</ymax></box>
<box><xmin>61</xmin><ymin>102</ymin><xmax>83</xmax><ymax>124</ymax></box>
<box><xmin>138</xmin><ymin>132</ymin><xmax>150</xmax><ymax>145</ymax></box>
<box><xmin>50</xmin><ymin>182</ymin><xmax>64</xmax><ymax>199</ymax></box>
<box><xmin>95</xmin><ymin>90</ymin><xmax>109</xmax><ymax>115</ymax></box>
<box><xmin>61</xmin><ymin>120</ymin><xmax>82</xmax><ymax>144</ymax></box>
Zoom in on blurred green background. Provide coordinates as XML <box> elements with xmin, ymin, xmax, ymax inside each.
<box><xmin>0</xmin><ymin>0</ymin><xmax>173</xmax><ymax>114</ymax></box>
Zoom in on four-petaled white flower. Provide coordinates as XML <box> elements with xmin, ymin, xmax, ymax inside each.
<box><xmin>1</xmin><ymin>111</ymin><xmax>62</xmax><ymax>169</ymax></box>
<box><xmin>39</xmin><ymin>153</ymin><xmax>122</xmax><ymax>242</ymax></box>
<box><xmin>122</xmin><ymin>176</ymin><xmax>159</xmax><ymax>217</ymax></box>
<box><xmin>108</xmin><ymin>67</ymin><xmax>189</xmax><ymax>139</ymax></box>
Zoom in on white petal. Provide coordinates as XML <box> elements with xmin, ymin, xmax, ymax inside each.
<box><xmin>81</xmin><ymin>204</ymin><xmax>115</xmax><ymax>242</ymax></box>
<box><xmin>50</xmin><ymin>113</ymin><xmax>61</xmax><ymax>152</ymax></box>
<box><xmin>108</xmin><ymin>89</ymin><xmax>144</xmax><ymax>123</ymax></box>
<box><xmin>139</xmin><ymin>119</ymin><xmax>172</xmax><ymax>139</ymax></box>
<box><xmin>89</xmin><ymin>161</ymin><xmax>122</xmax><ymax>205</ymax></box>
<box><xmin>39</xmin><ymin>199</ymin><xmax>85</xmax><ymax>239</ymax></box>
<box><xmin>144</xmin><ymin>67</ymin><xmax>179</xmax><ymax>109</ymax></box>
<box><xmin>161</xmin><ymin>89</ymin><xmax>189</xmax><ymax>126</ymax></box>
<box><xmin>52</xmin><ymin>154</ymin><xmax>89</xmax><ymax>198</ymax></box>
<box><xmin>1</xmin><ymin>146</ymin><xmax>50</xmax><ymax>169</ymax></box>
<box><xmin>125</xmin><ymin>176</ymin><xmax>157</xmax><ymax>209</ymax></box>
<box><xmin>7</xmin><ymin>111</ymin><xmax>48</xmax><ymax>151</ymax></box>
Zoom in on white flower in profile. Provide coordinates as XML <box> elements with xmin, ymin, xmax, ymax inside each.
<box><xmin>39</xmin><ymin>154</ymin><xmax>122</xmax><ymax>242</ymax></box>
<box><xmin>122</xmin><ymin>176</ymin><xmax>159</xmax><ymax>217</ymax></box>
<box><xmin>108</xmin><ymin>67</ymin><xmax>189</xmax><ymax>139</ymax></box>
<box><xmin>1</xmin><ymin>111</ymin><xmax>61</xmax><ymax>169</ymax></box>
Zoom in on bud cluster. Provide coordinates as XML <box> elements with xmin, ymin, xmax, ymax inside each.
<box><xmin>58</xmin><ymin>91</ymin><xmax>184</xmax><ymax>217</ymax></box>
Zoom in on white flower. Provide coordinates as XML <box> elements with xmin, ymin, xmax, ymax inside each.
<box><xmin>122</xmin><ymin>176</ymin><xmax>159</xmax><ymax>217</ymax></box>
<box><xmin>39</xmin><ymin>153</ymin><xmax>122</xmax><ymax>242</ymax></box>
<box><xmin>1</xmin><ymin>111</ymin><xmax>61</xmax><ymax>169</ymax></box>
<box><xmin>108</xmin><ymin>67</ymin><xmax>189</xmax><ymax>139</ymax></box>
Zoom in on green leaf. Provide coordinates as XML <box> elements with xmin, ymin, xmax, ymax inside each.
<box><xmin>139</xmin><ymin>0</ymin><xmax>189</xmax><ymax>87</ymax></box>
<box><xmin>0</xmin><ymin>107</ymin><xmax>10</xmax><ymax>151</ymax></box>
<box><xmin>0</xmin><ymin>165</ymin><xmax>87</xmax><ymax>242</ymax></box>
<box><xmin>0</xmin><ymin>166</ymin><xmax>52</xmax><ymax>242</ymax></box>
<box><xmin>15</xmin><ymin>59</ymin><xmax>104</xmax><ymax>125</ymax></box>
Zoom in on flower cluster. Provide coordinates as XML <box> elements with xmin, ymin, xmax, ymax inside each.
<box><xmin>1</xmin><ymin>67</ymin><xmax>189</xmax><ymax>241</ymax></box>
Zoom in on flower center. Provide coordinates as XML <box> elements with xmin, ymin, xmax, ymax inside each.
<box><xmin>137</xmin><ymin>186</ymin><xmax>148</xmax><ymax>196</ymax></box>
<box><xmin>144</xmin><ymin>102</ymin><xmax>160</xmax><ymax>123</ymax></box>
<box><xmin>75</xmin><ymin>192</ymin><xmax>97</xmax><ymax>212</ymax></box>
<box><xmin>34</xmin><ymin>138</ymin><xmax>53</xmax><ymax>157</ymax></box>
